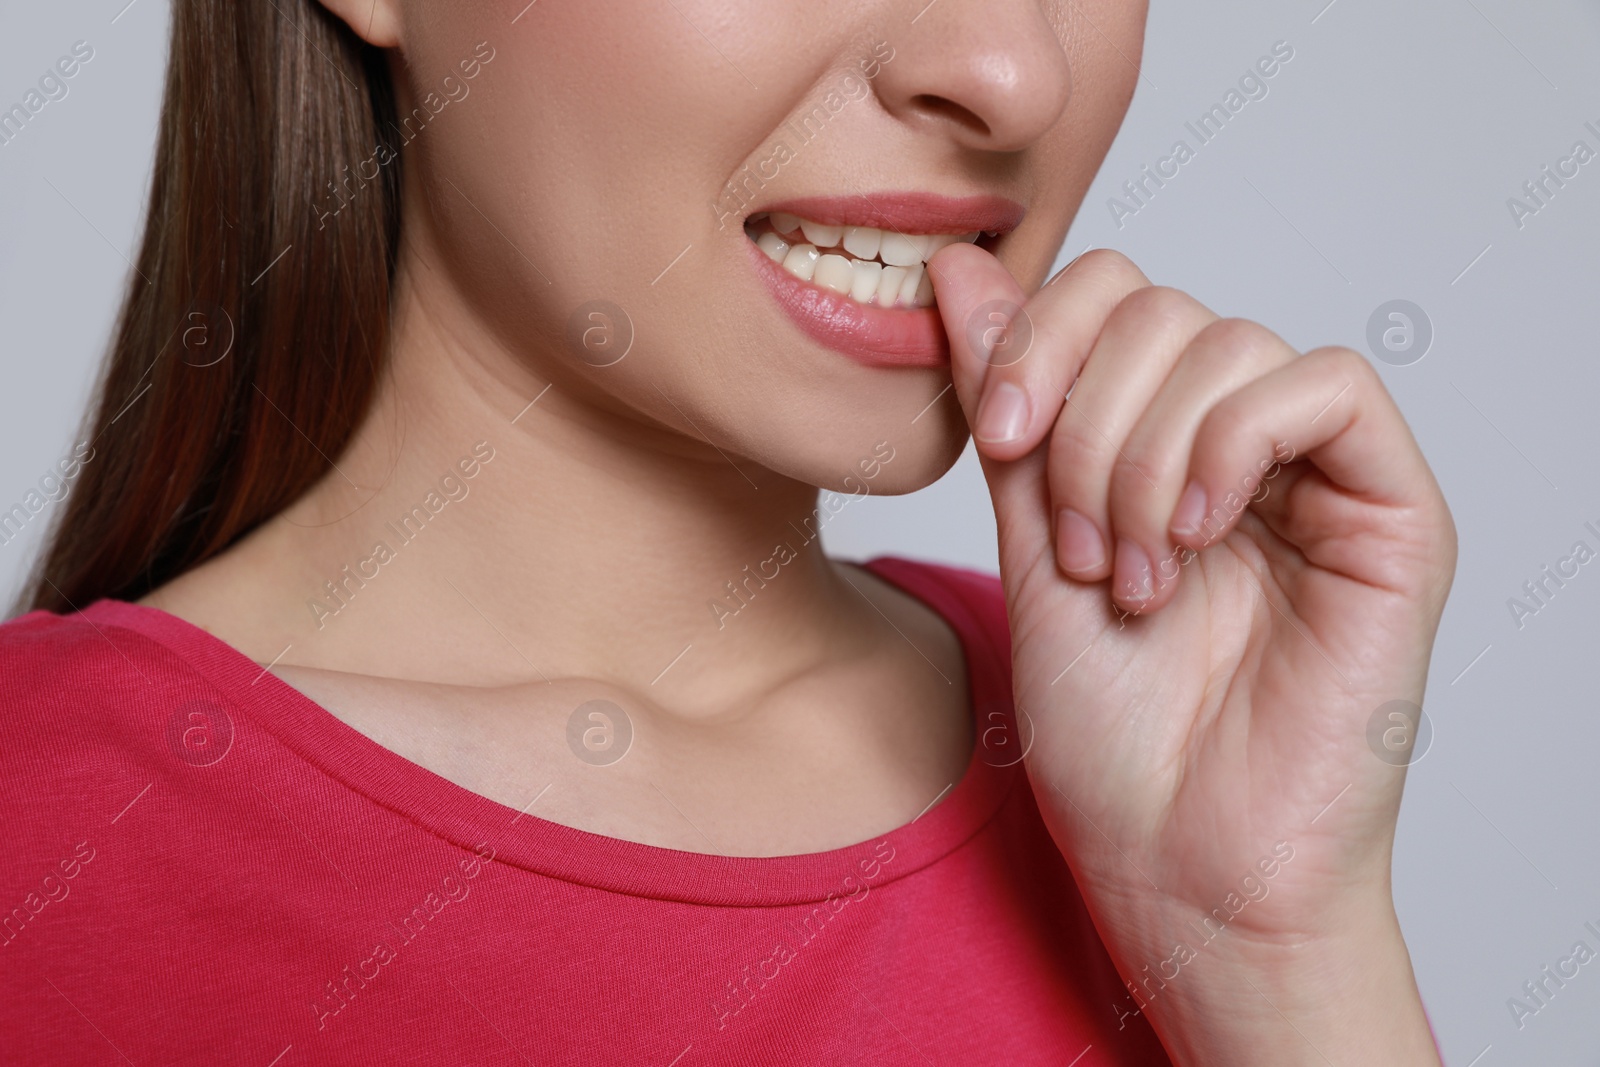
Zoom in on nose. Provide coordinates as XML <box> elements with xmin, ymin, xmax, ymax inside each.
<box><xmin>870</xmin><ymin>0</ymin><xmax>1076</xmax><ymax>153</ymax></box>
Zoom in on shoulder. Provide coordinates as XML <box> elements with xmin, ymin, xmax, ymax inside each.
<box><xmin>0</xmin><ymin>605</ymin><xmax>132</xmax><ymax>709</ymax></box>
<box><xmin>0</xmin><ymin>603</ymin><xmax>208</xmax><ymax>806</ymax></box>
<box><xmin>0</xmin><ymin>601</ymin><xmax>179</xmax><ymax>697</ymax></box>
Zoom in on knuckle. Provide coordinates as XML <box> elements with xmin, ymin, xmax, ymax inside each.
<box><xmin>1313</xmin><ymin>344</ymin><xmax>1377</xmax><ymax>383</ymax></box>
<box><xmin>1199</xmin><ymin>393</ymin><xmax>1254</xmax><ymax>454</ymax></box>
<box><xmin>1191</xmin><ymin>317</ymin><xmax>1288</xmax><ymax>367</ymax></box>
<box><xmin>1073</xmin><ymin>247</ymin><xmax>1143</xmax><ymax>289</ymax></box>
<box><xmin>1196</xmin><ymin>315</ymin><xmax>1280</xmax><ymax>351</ymax></box>
<box><xmin>1305</xmin><ymin>345</ymin><xmax>1384</xmax><ymax>409</ymax></box>
<box><xmin>1109</xmin><ymin>447</ymin><xmax>1166</xmax><ymax>506</ymax></box>
<box><xmin>1120</xmin><ymin>286</ymin><xmax>1196</xmax><ymax>319</ymax></box>
<box><xmin>1047</xmin><ymin>421</ymin><xmax>1115</xmax><ymax>503</ymax></box>
<box><xmin>1112</xmin><ymin>285</ymin><xmax>1205</xmax><ymax>333</ymax></box>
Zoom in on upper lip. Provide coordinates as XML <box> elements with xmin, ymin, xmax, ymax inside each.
<box><xmin>749</xmin><ymin>192</ymin><xmax>1025</xmax><ymax>236</ymax></box>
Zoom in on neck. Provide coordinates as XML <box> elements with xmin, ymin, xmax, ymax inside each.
<box><xmin>230</xmin><ymin>245</ymin><xmax>869</xmax><ymax>719</ymax></box>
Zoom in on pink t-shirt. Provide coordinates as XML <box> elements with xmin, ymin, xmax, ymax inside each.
<box><xmin>0</xmin><ymin>557</ymin><xmax>1173</xmax><ymax>1065</ymax></box>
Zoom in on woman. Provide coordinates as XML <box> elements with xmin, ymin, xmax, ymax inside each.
<box><xmin>0</xmin><ymin>0</ymin><xmax>1453</xmax><ymax>1063</ymax></box>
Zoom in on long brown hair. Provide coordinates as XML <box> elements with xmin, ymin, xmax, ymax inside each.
<box><xmin>15</xmin><ymin>0</ymin><xmax>399</xmax><ymax>616</ymax></box>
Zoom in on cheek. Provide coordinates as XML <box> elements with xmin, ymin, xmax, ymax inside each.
<box><xmin>399</xmin><ymin>3</ymin><xmax>914</xmax><ymax>454</ymax></box>
<box><xmin>396</xmin><ymin>2</ymin><xmax>814</xmax><ymax>375</ymax></box>
<box><xmin>405</xmin><ymin>0</ymin><xmax>808</xmax><ymax>299</ymax></box>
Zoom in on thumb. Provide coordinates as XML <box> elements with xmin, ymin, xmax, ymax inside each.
<box><xmin>927</xmin><ymin>242</ymin><xmax>1053</xmax><ymax>570</ymax></box>
<box><xmin>926</xmin><ymin>242</ymin><xmax>1031</xmax><ymax>430</ymax></box>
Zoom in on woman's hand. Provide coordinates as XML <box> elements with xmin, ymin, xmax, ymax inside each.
<box><xmin>930</xmin><ymin>244</ymin><xmax>1454</xmax><ymax>1066</ymax></box>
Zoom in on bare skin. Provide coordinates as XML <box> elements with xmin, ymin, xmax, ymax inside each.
<box><xmin>145</xmin><ymin>243</ymin><xmax>975</xmax><ymax>855</ymax></box>
<box><xmin>143</xmin><ymin>0</ymin><xmax>1452</xmax><ymax>1062</ymax></box>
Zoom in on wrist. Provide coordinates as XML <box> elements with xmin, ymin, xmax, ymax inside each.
<box><xmin>1116</xmin><ymin>899</ymin><xmax>1440</xmax><ymax>1067</ymax></box>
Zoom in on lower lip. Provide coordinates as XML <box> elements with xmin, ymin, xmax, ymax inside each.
<box><xmin>744</xmin><ymin>240</ymin><xmax>950</xmax><ymax>368</ymax></box>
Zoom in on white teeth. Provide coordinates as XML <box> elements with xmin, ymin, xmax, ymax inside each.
<box><xmin>756</xmin><ymin>215</ymin><xmax>988</xmax><ymax>308</ymax></box>
<box><xmin>799</xmin><ymin>219</ymin><xmax>844</xmax><ymax>248</ymax></box>
<box><xmin>879</xmin><ymin>232</ymin><xmax>923</xmax><ymax>268</ymax></box>
<box><xmin>781</xmin><ymin>243</ymin><xmax>819</xmax><ymax>281</ymax></box>
<box><xmin>813</xmin><ymin>253</ymin><xmax>855</xmax><ymax>295</ymax></box>
<box><xmin>756</xmin><ymin>232</ymin><xmax>790</xmax><ymax>263</ymax></box>
<box><xmin>897</xmin><ymin>264</ymin><xmax>926</xmax><ymax>308</ymax></box>
<box><xmin>850</xmin><ymin>259</ymin><xmax>882</xmax><ymax>303</ymax></box>
<box><xmin>876</xmin><ymin>265</ymin><xmax>907</xmax><ymax>307</ymax></box>
<box><xmin>842</xmin><ymin>226</ymin><xmax>881</xmax><ymax>260</ymax></box>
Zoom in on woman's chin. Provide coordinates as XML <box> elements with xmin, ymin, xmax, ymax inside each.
<box><xmin>809</xmin><ymin>428</ymin><xmax>970</xmax><ymax>500</ymax></box>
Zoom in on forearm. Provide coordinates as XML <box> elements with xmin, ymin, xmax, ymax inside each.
<box><xmin>1125</xmin><ymin>903</ymin><xmax>1441</xmax><ymax>1067</ymax></box>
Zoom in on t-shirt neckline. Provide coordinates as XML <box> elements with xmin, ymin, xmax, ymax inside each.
<box><xmin>79</xmin><ymin>557</ymin><xmax>1017</xmax><ymax>906</ymax></box>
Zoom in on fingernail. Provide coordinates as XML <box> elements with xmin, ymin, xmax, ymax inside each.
<box><xmin>1113</xmin><ymin>538</ymin><xmax>1153</xmax><ymax>604</ymax></box>
<box><xmin>1056</xmin><ymin>509</ymin><xmax>1106</xmax><ymax>576</ymax></box>
<box><xmin>974</xmin><ymin>381</ymin><xmax>1030</xmax><ymax>444</ymax></box>
<box><xmin>1170</xmin><ymin>480</ymin><xmax>1208</xmax><ymax>539</ymax></box>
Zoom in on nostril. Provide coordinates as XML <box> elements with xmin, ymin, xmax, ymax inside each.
<box><xmin>908</xmin><ymin>94</ymin><xmax>992</xmax><ymax>139</ymax></box>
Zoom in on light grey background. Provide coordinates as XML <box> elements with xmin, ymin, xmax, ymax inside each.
<box><xmin>3</xmin><ymin>1</ymin><xmax>1599</xmax><ymax>1063</ymax></box>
